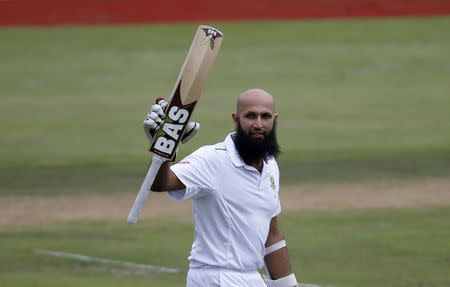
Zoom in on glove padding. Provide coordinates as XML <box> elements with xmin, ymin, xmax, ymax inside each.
<box><xmin>143</xmin><ymin>97</ymin><xmax>200</xmax><ymax>144</ymax></box>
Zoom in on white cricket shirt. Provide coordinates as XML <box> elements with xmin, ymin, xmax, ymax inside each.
<box><xmin>169</xmin><ymin>133</ymin><xmax>281</xmax><ymax>271</ymax></box>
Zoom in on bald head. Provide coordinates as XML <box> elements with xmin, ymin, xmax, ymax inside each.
<box><xmin>232</xmin><ymin>88</ymin><xmax>278</xmax><ymax>137</ymax></box>
<box><xmin>236</xmin><ymin>88</ymin><xmax>275</xmax><ymax>114</ymax></box>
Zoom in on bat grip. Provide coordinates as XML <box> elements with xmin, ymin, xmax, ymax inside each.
<box><xmin>127</xmin><ymin>155</ymin><xmax>165</xmax><ymax>224</ymax></box>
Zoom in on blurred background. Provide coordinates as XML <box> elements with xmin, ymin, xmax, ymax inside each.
<box><xmin>1</xmin><ymin>1</ymin><xmax>449</xmax><ymax>287</ymax></box>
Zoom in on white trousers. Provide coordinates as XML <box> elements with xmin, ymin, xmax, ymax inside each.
<box><xmin>186</xmin><ymin>267</ymin><xmax>266</xmax><ymax>287</ymax></box>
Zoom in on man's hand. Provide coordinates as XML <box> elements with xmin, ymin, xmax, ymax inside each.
<box><xmin>143</xmin><ymin>97</ymin><xmax>167</xmax><ymax>142</ymax></box>
<box><xmin>143</xmin><ymin>97</ymin><xmax>200</xmax><ymax>144</ymax></box>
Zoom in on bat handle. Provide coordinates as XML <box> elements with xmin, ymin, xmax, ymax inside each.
<box><xmin>127</xmin><ymin>155</ymin><xmax>165</xmax><ymax>224</ymax></box>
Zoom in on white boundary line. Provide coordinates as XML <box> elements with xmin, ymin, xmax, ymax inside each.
<box><xmin>33</xmin><ymin>249</ymin><xmax>326</xmax><ymax>286</ymax></box>
<box><xmin>33</xmin><ymin>249</ymin><xmax>180</xmax><ymax>273</ymax></box>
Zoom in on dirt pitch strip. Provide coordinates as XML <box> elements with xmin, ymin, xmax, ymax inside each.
<box><xmin>1</xmin><ymin>178</ymin><xmax>449</xmax><ymax>225</ymax></box>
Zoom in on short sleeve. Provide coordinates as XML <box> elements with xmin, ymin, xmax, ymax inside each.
<box><xmin>168</xmin><ymin>147</ymin><xmax>218</xmax><ymax>201</ymax></box>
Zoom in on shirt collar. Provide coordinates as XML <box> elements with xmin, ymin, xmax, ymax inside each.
<box><xmin>225</xmin><ymin>133</ymin><xmax>245</xmax><ymax>168</ymax></box>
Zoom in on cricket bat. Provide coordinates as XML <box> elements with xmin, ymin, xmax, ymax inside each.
<box><xmin>127</xmin><ymin>25</ymin><xmax>223</xmax><ymax>224</ymax></box>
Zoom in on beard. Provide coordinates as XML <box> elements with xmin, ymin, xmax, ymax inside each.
<box><xmin>234</xmin><ymin>121</ymin><xmax>280</xmax><ymax>166</ymax></box>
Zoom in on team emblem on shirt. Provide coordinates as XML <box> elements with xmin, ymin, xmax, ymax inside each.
<box><xmin>269</xmin><ymin>175</ymin><xmax>276</xmax><ymax>191</ymax></box>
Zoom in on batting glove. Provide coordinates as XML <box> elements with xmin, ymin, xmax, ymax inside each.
<box><xmin>143</xmin><ymin>97</ymin><xmax>200</xmax><ymax>144</ymax></box>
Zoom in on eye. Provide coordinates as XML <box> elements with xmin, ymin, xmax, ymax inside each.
<box><xmin>262</xmin><ymin>113</ymin><xmax>272</xmax><ymax>119</ymax></box>
<box><xmin>244</xmin><ymin>112</ymin><xmax>256</xmax><ymax>119</ymax></box>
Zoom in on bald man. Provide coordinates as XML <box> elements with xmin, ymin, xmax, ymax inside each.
<box><xmin>145</xmin><ymin>89</ymin><xmax>298</xmax><ymax>287</ymax></box>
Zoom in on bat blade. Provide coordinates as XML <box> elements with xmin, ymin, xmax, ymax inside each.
<box><xmin>150</xmin><ymin>25</ymin><xmax>223</xmax><ymax>161</ymax></box>
<box><xmin>127</xmin><ymin>25</ymin><xmax>223</xmax><ymax>224</ymax></box>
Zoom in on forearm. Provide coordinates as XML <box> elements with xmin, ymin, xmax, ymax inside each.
<box><xmin>150</xmin><ymin>161</ymin><xmax>171</xmax><ymax>192</ymax></box>
<box><xmin>264</xmin><ymin>217</ymin><xmax>298</xmax><ymax>287</ymax></box>
<box><xmin>264</xmin><ymin>244</ymin><xmax>293</xmax><ymax>279</ymax></box>
<box><xmin>150</xmin><ymin>159</ymin><xmax>186</xmax><ymax>192</ymax></box>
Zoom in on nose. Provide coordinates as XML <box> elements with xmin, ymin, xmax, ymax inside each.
<box><xmin>253</xmin><ymin>116</ymin><xmax>263</xmax><ymax>129</ymax></box>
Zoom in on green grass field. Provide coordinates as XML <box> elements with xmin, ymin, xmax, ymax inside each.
<box><xmin>1</xmin><ymin>208</ymin><xmax>449</xmax><ymax>287</ymax></box>
<box><xmin>1</xmin><ymin>17</ymin><xmax>450</xmax><ymax>195</ymax></box>
<box><xmin>1</xmin><ymin>17</ymin><xmax>450</xmax><ymax>287</ymax></box>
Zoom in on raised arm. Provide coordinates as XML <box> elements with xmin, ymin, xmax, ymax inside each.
<box><xmin>143</xmin><ymin>97</ymin><xmax>198</xmax><ymax>192</ymax></box>
<box><xmin>264</xmin><ymin>216</ymin><xmax>298</xmax><ymax>287</ymax></box>
<box><xmin>150</xmin><ymin>161</ymin><xmax>186</xmax><ymax>192</ymax></box>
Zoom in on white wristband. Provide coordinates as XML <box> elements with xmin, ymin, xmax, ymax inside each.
<box><xmin>264</xmin><ymin>273</ymin><xmax>298</xmax><ymax>287</ymax></box>
<box><xmin>265</xmin><ymin>240</ymin><xmax>286</xmax><ymax>256</ymax></box>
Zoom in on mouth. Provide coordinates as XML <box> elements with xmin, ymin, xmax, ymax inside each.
<box><xmin>249</xmin><ymin>130</ymin><xmax>265</xmax><ymax>140</ymax></box>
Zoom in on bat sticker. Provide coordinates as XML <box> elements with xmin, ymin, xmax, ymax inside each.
<box><xmin>201</xmin><ymin>28</ymin><xmax>223</xmax><ymax>49</ymax></box>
